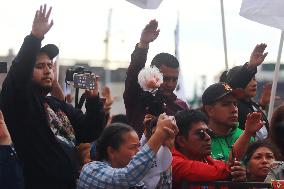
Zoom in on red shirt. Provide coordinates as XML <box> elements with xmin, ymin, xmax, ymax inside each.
<box><xmin>172</xmin><ymin>148</ymin><xmax>231</xmax><ymax>189</ymax></box>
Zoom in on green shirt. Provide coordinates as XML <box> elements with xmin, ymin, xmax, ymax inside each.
<box><xmin>211</xmin><ymin>126</ymin><xmax>254</xmax><ymax>162</ymax></box>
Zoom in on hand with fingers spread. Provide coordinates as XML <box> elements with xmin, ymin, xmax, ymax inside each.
<box><xmin>138</xmin><ymin>19</ymin><xmax>160</xmax><ymax>48</ymax></box>
<box><xmin>32</xmin><ymin>4</ymin><xmax>54</xmax><ymax>39</ymax></box>
<box><xmin>248</xmin><ymin>43</ymin><xmax>268</xmax><ymax>69</ymax></box>
<box><xmin>0</xmin><ymin>111</ymin><xmax>12</xmax><ymax>145</ymax></box>
<box><xmin>85</xmin><ymin>75</ymin><xmax>100</xmax><ymax>98</ymax></box>
<box><xmin>244</xmin><ymin>112</ymin><xmax>265</xmax><ymax>137</ymax></box>
<box><xmin>230</xmin><ymin>161</ymin><xmax>247</xmax><ymax>182</ymax></box>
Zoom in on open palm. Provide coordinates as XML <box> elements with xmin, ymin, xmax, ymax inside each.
<box><xmin>249</xmin><ymin>43</ymin><xmax>268</xmax><ymax>67</ymax></box>
<box><xmin>140</xmin><ymin>20</ymin><xmax>160</xmax><ymax>44</ymax></box>
<box><xmin>32</xmin><ymin>4</ymin><xmax>54</xmax><ymax>39</ymax></box>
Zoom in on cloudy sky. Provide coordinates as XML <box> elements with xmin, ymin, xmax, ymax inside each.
<box><xmin>0</xmin><ymin>0</ymin><xmax>282</xmax><ymax>98</ymax></box>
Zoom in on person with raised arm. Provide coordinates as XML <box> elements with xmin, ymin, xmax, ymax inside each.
<box><xmin>124</xmin><ymin>20</ymin><xmax>188</xmax><ymax>138</ymax></box>
<box><xmin>0</xmin><ymin>5</ymin><xmax>105</xmax><ymax>189</ymax></box>
<box><xmin>78</xmin><ymin>114</ymin><xmax>178</xmax><ymax>189</ymax></box>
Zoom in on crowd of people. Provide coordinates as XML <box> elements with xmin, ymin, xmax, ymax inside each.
<box><xmin>1</xmin><ymin>4</ymin><xmax>284</xmax><ymax>189</ymax></box>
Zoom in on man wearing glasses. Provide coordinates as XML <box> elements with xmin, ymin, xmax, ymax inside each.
<box><xmin>172</xmin><ymin>109</ymin><xmax>246</xmax><ymax>188</ymax></box>
<box><xmin>124</xmin><ymin>20</ymin><xmax>188</xmax><ymax>138</ymax></box>
<box><xmin>202</xmin><ymin>82</ymin><xmax>264</xmax><ymax>162</ymax></box>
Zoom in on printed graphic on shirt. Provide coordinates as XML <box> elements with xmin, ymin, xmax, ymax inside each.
<box><xmin>44</xmin><ymin>103</ymin><xmax>76</xmax><ymax>147</ymax></box>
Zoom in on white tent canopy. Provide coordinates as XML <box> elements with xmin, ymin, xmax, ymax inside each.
<box><xmin>125</xmin><ymin>0</ymin><xmax>163</xmax><ymax>9</ymax></box>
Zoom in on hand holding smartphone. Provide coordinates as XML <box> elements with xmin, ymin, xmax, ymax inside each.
<box><xmin>73</xmin><ymin>73</ymin><xmax>96</xmax><ymax>90</ymax></box>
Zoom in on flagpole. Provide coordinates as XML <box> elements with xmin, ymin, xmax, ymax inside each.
<box><xmin>268</xmin><ymin>31</ymin><xmax>284</xmax><ymax>121</ymax></box>
<box><xmin>174</xmin><ymin>10</ymin><xmax>187</xmax><ymax>102</ymax></box>
<box><xmin>104</xmin><ymin>8</ymin><xmax>112</xmax><ymax>86</ymax></box>
<box><xmin>220</xmin><ymin>0</ymin><xmax>229</xmax><ymax>70</ymax></box>
<box><xmin>174</xmin><ymin>11</ymin><xmax>179</xmax><ymax>60</ymax></box>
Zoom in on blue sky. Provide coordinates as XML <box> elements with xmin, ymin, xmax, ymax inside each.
<box><xmin>0</xmin><ymin>0</ymin><xmax>282</xmax><ymax>98</ymax></box>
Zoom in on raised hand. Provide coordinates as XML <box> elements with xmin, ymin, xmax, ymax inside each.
<box><xmin>32</xmin><ymin>4</ymin><xmax>54</xmax><ymax>39</ymax></box>
<box><xmin>0</xmin><ymin>111</ymin><xmax>12</xmax><ymax>145</ymax></box>
<box><xmin>139</xmin><ymin>20</ymin><xmax>160</xmax><ymax>48</ymax></box>
<box><xmin>102</xmin><ymin>86</ymin><xmax>116</xmax><ymax>113</ymax></box>
<box><xmin>155</xmin><ymin>113</ymin><xmax>178</xmax><ymax>141</ymax></box>
<box><xmin>248</xmin><ymin>43</ymin><xmax>268</xmax><ymax>68</ymax></box>
<box><xmin>244</xmin><ymin>112</ymin><xmax>265</xmax><ymax>136</ymax></box>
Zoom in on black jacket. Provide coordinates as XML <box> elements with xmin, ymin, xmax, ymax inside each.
<box><xmin>226</xmin><ymin>63</ymin><xmax>269</xmax><ymax>131</ymax></box>
<box><xmin>0</xmin><ymin>145</ymin><xmax>24</xmax><ymax>189</ymax></box>
<box><xmin>0</xmin><ymin>35</ymin><xmax>105</xmax><ymax>189</ymax></box>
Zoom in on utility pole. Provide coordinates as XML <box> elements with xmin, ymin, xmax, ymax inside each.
<box><xmin>104</xmin><ymin>8</ymin><xmax>112</xmax><ymax>85</ymax></box>
<box><xmin>220</xmin><ymin>0</ymin><xmax>228</xmax><ymax>70</ymax></box>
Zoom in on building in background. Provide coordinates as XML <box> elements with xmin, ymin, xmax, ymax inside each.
<box><xmin>0</xmin><ymin>50</ymin><xmax>128</xmax><ymax>115</ymax></box>
<box><xmin>0</xmin><ymin>49</ymin><xmax>15</xmax><ymax>91</ymax></box>
<box><xmin>59</xmin><ymin>62</ymin><xmax>127</xmax><ymax>115</ymax></box>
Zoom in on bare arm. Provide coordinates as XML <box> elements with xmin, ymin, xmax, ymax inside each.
<box><xmin>229</xmin><ymin>112</ymin><xmax>264</xmax><ymax>161</ymax></box>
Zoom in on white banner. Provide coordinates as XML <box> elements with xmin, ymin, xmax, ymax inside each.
<box><xmin>240</xmin><ymin>0</ymin><xmax>284</xmax><ymax>30</ymax></box>
<box><xmin>125</xmin><ymin>0</ymin><xmax>163</xmax><ymax>9</ymax></box>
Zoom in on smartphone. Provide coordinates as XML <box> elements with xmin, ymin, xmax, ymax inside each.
<box><xmin>73</xmin><ymin>73</ymin><xmax>96</xmax><ymax>90</ymax></box>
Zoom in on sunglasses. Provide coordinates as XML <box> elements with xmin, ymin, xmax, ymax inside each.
<box><xmin>163</xmin><ymin>76</ymin><xmax>178</xmax><ymax>82</ymax></box>
<box><xmin>194</xmin><ymin>128</ymin><xmax>214</xmax><ymax>140</ymax></box>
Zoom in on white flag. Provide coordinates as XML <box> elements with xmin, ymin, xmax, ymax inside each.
<box><xmin>125</xmin><ymin>0</ymin><xmax>163</xmax><ymax>9</ymax></box>
<box><xmin>240</xmin><ymin>0</ymin><xmax>284</xmax><ymax>30</ymax></box>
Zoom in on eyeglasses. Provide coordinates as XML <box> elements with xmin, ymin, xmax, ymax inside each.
<box><xmin>163</xmin><ymin>76</ymin><xmax>178</xmax><ymax>82</ymax></box>
<box><xmin>194</xmin><ymin>129</ymin><xmax>214</xmax><ymax>140</ymax></box>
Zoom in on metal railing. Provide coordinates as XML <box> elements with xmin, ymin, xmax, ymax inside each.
<box><xmin>181</xmin><ymin>180</ymin><xmax>272</xmax><ymax>188</ymax></box>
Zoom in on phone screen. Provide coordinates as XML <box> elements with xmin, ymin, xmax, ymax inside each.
<box><xmin>73</xmin><ymin>73</ymin><xmax>96</xmax><ymax>90</ymax></box>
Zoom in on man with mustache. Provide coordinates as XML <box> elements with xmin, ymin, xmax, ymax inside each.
<box><xmin>172</xmin><ymin>109</ymin><xmax>246</xmax><ymax>189</ymax></box>
<box><xmin>202</xmin><ymin>82</ymin><xmax>264</xmax><ymax>162</ymax></box>
<box><xmin>0</xmin><ymin>5</ymin><xmax>105</xmax><ymax>189</ymax></box>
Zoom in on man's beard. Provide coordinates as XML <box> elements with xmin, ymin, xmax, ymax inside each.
<box><xmin>31</xmin><ymin>80</ymin><xmax>52</xmax><ymax>96</ymax></box>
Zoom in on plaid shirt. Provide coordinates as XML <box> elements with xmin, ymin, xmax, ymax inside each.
<box><xmin>77</xmin><ymin>144</ymin><xmax>155</xmax><ymax>189</ymax></box>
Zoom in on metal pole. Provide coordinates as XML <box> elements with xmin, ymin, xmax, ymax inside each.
<box><xmin>104</xmin><ymin>8</ymin><xmax>112</xmax><ymax>85</ymax></box>
<box><xmin>268</xmin><ymin>31</ymin><xmax>284</xmax><ymax>121</ymax></box>
<box><xmin>220</xmin><ymin>0</ymin><xmax>229</xmax><ymax>70</ymax></box>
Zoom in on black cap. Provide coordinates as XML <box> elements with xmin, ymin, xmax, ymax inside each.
<box><xmin>39</xmin><ymin>44</ymin><xmax>59</xmax><ymax>59</ymax></box>
<box><xmin>226</xmin><ymin>66</ymin><xmax>242</xmax><ymax>83</ymax></box>
<box><xmin>202</xmin><ymin>82</ymin><xmax>244</xmax><ymax>105</ymax></box>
